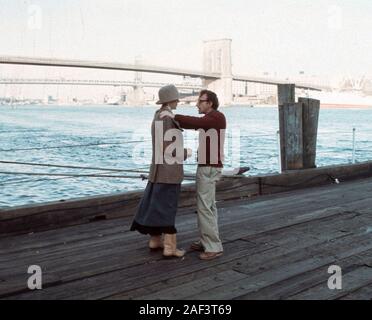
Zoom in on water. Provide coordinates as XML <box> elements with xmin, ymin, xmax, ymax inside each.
<box><xmin>1</xmin><ymin>104</ymin><xmax>372</xmax><ymax>208</ymax></box>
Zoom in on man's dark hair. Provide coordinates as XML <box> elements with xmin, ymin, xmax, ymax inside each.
<box><xmin>199</xmin><ymin>90</ymin><xmax>219</xmax><ymax>110</ymax></box>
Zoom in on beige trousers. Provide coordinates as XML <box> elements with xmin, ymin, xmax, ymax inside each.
<box><xmin>196</xmin><ymin>166</ymin><xmax>223</xmax><ymax>253</ymax></box>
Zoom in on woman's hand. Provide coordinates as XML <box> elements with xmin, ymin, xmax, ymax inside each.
<box><xmin>160</xmin><ymin>111</ymin><xmax>175</xmax><ymax>119</ymax></box>
<box><xmin>186</xmin><ymin>148</ymin><xmax>193</xmax><ymax>158</ymax></box>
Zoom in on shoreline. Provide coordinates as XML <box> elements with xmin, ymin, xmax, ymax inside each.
<box><xmin>319</xmin><ymin>103</ymin><xmax>372</xmax><ymax>109</ymax></box>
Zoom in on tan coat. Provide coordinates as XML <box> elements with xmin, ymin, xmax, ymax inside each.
<box><xmin>148</xmin><ymin>106</ymin><xmax>187</xmax><ymax>184</ymax></box>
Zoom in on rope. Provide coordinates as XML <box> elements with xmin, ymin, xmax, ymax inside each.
<box><xmin>0</xmin><ymin>169</ymin><xmax>196</xmax><ymax>182</ymax></box>
<box><xmin>0</xmin><ymin>159</ymin><xmax>251</xmax><ymax>176</ymax></box>
<box><xmin>0</xmin><ymin>139</ymin><xmax>150</xmax><ymax>152</ymax></box>
<box><xmin>0</xmin><ymin>158</ymin><xmax>151</xmax><ymax>185</ymax></box>
<box><xmin>0</xmin><ymin>173</ymin><xmax>198</xmax><ymax>187</ymax></box>
<box><xmin>0</xmin><ymin>167</ymin><xmax>246</xmax><ymax>185</ymax></box>
<box><xmin>0</xmin><ymin>169</ymin><xmax>127</xmax><ymax>186</ymax></box>
<box><xmin>0</xmin><ymin>130</ymin><xmax>47</xmax><ymax>134</ymax></box>
<box><xmin>0</xmin><ymin>171</ymin><xmax>146</xmax><ymax>179</ymax></box>
<box><xmin>0</xmin><ymin>170</ymin><xmax>238</xmax><ymax>180</ymax></box>
<box><xmin>240</xmin><ymin>134</ymin><xmax>276</xmax><ymax>138</ymax></box>
<box><xmin>0</xmin><ymin>161</ymin><xmax>151</xmax><ymax>186</ymax></box>
<box><xmin>0</xmin><ymin>160</ymin><xmax>150</xmax><ymax>173</ymax></box>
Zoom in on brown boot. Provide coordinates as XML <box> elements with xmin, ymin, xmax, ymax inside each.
<box><xmin>149</xmin><ymin>235</ymin><xmax>163</xmax><ymax>251</ymax></box>
<box><xmin>163</xmin><ymin>234</ymin><xmax>185</xmax><ymax>258</ymax></box>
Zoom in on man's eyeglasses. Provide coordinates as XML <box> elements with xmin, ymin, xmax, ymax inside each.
<box><xmin>198</xmin><ymin>99</ymin><xmax>209</xmax><ymax>103</ymax></box>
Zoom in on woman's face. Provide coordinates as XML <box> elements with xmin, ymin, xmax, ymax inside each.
<box><xmin>168</xmin><ymin>100</ymin><xmax>178</xmax><ymax>109</ymax></box>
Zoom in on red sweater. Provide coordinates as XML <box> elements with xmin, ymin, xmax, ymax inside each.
<box><xmin>175</xmin><ymin>110</ymin><xmax>226</xmax><ymax>167</ymax></box>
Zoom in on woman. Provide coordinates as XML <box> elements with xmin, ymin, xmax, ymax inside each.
<box><xmin>130</xmin><ymin>84</ymin><xmax>190</xmax><ymax>258</ymax></box>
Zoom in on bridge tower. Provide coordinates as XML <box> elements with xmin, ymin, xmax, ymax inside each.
<box><xmin>127</xmin><ymin>56</ymin><xmax>146</xmax><ymax>105</ymax></box>
<box><xmin>202</xmin><ymin>39</ymin><xmax>233</xmax><ymax>106</ymax></box>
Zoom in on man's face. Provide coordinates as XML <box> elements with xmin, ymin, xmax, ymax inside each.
<box><xmin>196</xmin><ymin>94</ymin><xmax>212</xmax><ymax>114</ymax></box>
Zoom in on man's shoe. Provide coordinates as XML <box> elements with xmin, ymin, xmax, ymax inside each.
<box><xmin>199</xmin><ymin>251</ymin><xmax>223</xmax><ymax>260</ymax></box>
<box><xmin>190</xmin><ymin>241</ymin><xmax>204</xmax><ymax>252</ymax></box>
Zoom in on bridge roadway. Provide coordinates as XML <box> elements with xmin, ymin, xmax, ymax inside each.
<box><xmin>0</xmin><ymin>55</ymin><xmax>325</xmax><ymax>91</ymax></box>
<box><xmin>0</xmin><ymin>78</ymin><xmax>202</xmax><ymax>90</ymax></box>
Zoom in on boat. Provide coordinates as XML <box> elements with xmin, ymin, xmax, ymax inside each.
<box><xmin>106</xmin><ymin>96</ymin><xmax>122</xmax><ymax>105</ymax></box>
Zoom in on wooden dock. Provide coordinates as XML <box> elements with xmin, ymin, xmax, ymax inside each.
<box><xmin>1</xmin><ymin>174</ymin><xmax>371</xmax><ymax>300</ymax></box>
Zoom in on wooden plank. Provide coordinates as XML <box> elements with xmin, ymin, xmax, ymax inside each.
<box><xmin>188</xmin><ymin>233</ymin><xmax>372</xmax><ymax>300</ymax></box>
<box><xmin>0</xmin><ymin>222</ymin><xmax>130</xmax><ymax>257</ymax></box>
<box><xmin>75</xmin><ymin>210</ymin><xmax>372</xmax><ymax>300</ymax></box>
<box><xmin>0</xmin><ymin>208</ymin><xmax>193</xmax><ymax>260</ymax></box>
<box><xmin>240</xmin><ymin>209</ymin><xmax>371</xmax><ymax>247</ymax></box>
<box><xmin>0</xmin><ymin>204</ymin><xmax>193</xmax><ymax>256</ymax></box>
<box><xmin>235</xmin><ymin>250</ymin><xmax>372</xmax><ymax>300</ymax></box>
<box><xmin>1</xmin><ymin>240</ymin><xmax>264</xmax><ymax>300</ymax></box>
<box><xmin>114</xmin><ymin>215</ymin><xmax>370</xmax><ymax>299</ymax></box>
<box><xmin>110</xmin><ymin>208</ymin><xmax>372</xmax><ymax>299</ymax></box>
<box><xmin>163</xmin><ymin>209</ymin><xmax>371</xmax><ymax>300</ymax></box>
<box><xmin>0</xmin><ymin>211</ymin><xmax>199</xmax><ymax>276</ymax></box>
<box><xmin>339</xmin><ymin>284</ymin><xmax>372</xmax><ymax>300</ymax></box>
<box><xmin>3</xmin><ymin>208</ymin><xmax>369</xmax><ymax>300</ymax></box>
<box><xmin>222</xmin><ymin>196</ymin><xmax>372</xmax><ymax>242</ymax></box>
<box><xmin>111</xmin><ymin>214</ymin><xmax>371</xmax><ymax>300</ymax></box>
<box><xmin>0</xmin><ymin>211</ymin><xmax>226</xmax><ymax>297</ymax></box>
<box><xmin>138</xmin><ymin>270</ymin><xmax>247</xmax><ymax>300</ymax></box>
<box><xmin>288</xmin><ymin>267</ymin><xmax>372</xmax><ymax>300</ymax></box>
<box><xmin>231</xmin><ymin>215</ymin><xmax>372</xmax><ymax>278</ymax></box>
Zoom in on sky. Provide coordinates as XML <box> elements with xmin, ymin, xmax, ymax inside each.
<box><xmin>0</xmin><ymin>0</ymin><xmax>372</xmax><ymax>98</ymax></box>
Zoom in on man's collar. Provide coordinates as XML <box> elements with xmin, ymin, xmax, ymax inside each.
<box><xmin>205</xmin><ymin>108</ymin><xmax>215</xmax><ymax>115</ymax></box>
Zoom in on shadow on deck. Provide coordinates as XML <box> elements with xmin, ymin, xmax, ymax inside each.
<box><xmin>0</xmin><ymin>177</ymin><xmax>371</xmax><ymax>300</ymax></box>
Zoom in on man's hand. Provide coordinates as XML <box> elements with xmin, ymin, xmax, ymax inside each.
<box><xmin>160</xmin><ymin>111</ymin><xmax>175</xmax><ymax>119</ymax></box>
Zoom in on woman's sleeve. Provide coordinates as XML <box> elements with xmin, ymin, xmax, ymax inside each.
<box><xmin>163</xmin><ymin>117</ymin><xmax>184</xmax><ymax>163</ymax></box>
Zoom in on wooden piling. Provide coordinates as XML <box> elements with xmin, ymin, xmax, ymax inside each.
<box><xmin>278</xmin><ymin>84</ymin><xmax>297</xmax><ymax>171</ymax></box>
<box><xmin>299</xmin><ymin>97</ymin><xmax>320</xmax><ymax>169</ymax></box>
<box><xmin>278</xmin><ymin>83</ymin><xmax>295</xmax><ymax>106</ymax></box>
<box><xmin>282</xmin><ymin>102</ymin><xmax>304</xmax><ymax>169</ymax></box>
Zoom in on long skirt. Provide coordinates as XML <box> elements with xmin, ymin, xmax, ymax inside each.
<box><xmin>130</xmin><ymin>182</ymin><xmax>181</xmax><ymax>235</ymax></box>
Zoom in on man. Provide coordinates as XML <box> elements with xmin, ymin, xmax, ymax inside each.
<box><xmin>160</xmin><ymin>89</ymin><xmax>226</xmax><ymax>260</ymax></box>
